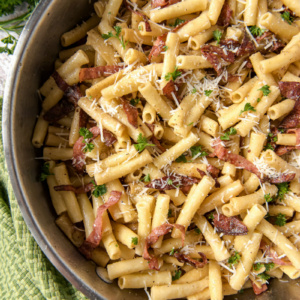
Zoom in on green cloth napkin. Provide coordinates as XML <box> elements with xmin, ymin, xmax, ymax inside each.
<box><xmin>0</xmin><ymin>97</ymin><xmax>87</xmax><ymax>300</ymax></box>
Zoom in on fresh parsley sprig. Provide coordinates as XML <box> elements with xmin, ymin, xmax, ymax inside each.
<box><xmin>220</xmin><ymin>127</ymin><xmax>237</xmax><ymax>141</ymax></box>
<box><xmin>134</xmin><ymin>133</ymin><xmax>155</xmax><ymax>152</ymax></box>
<box><xmin>101</xmin><ymin>25</ymin><xmax>128</xmax><ymax>49</ymax></box>
<box><xmin>130</xmin><ymin>98</ymin><xmax>140</xmax><ymax>106</ymax></box>
<box><xmin>165</xmin><ymin>66</ymin><xmax>182</xmax><ymax>81</ymax></box>
<box><xmin>92</xmin><ymin>181</ymin><xmax>107</xmax><ymax>197</ymax></box>
<box><xmin>79</xmin><ymin>127</ymin><xmax>94</xmax><ymax>153</ymax></box>
<box><xmin>131</xmin><ymin>237</ymin><xmax>138</xmax><ymax>246</ymax></box>
<box><xmin>240</xmin><ymin>103</ymin><xmax>256</xmax><ymax>115</ymax></box>
<box><xmin>172</xmin><ymin>270</ymin><xmax>182</xmax><ymax>281</ymax></box>
<box><xmin>258</xmin><ymin>85</ymin><xmax>271</xmax><ymax>96</ymax></box>
<box><xmin>170</xmin><ymin>18</ymin><xmax>185</xmax><ymax>27</ymax></box>
<box><xmin>190</xmin><ymin>145</ymin><xmax>208</xmax><ymax>157</ymax></box>
<box><xmin>276</xmin><ymin>182</ymin><xmax>290</xmax><ymax>201</ymax></box>
<box><xmin>281</xmin><ymin>11</ymin><xmax>294</xmax><ymax>25</ymax></box>
<box><xmin>228</xmin><ymin>251</ymin><xmax>241</xmax><ymax>268</ymax></box>
<box><xmin>40</xmin><ymin>162</ymin><xmax>53</xmax><ymax>181</ymax></box>
<box><xmin>204</xmin><ymin>90</ymin><xmax>213</xmax><ymax>97</ymax></box>
<box><xmin>249</xmin><ymin>26</ymin><xmax>265</xmax><ymax>37</ymax></box>
<box><xmin>213</xmin><ymin>29</ymin><xmax>222</xmax><ymax>44</ymax></box>
<box><xmin>275</xmin><ymin>213</ymin><xmax>287</xmax><ymax>227</ymax></box>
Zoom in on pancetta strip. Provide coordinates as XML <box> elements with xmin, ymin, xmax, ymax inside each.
<box><xmin>149</xmin><ymin>35</ymin><xmax>166</xmax><ymax>61</ymax></box>
<box><xmin>145</xmin><ymin>175</ymin><xmax>201</xmax><ymax>190</ymax></box>
<box><xmin>54</xmin><ymin>182</ymin><xmax>94</xmax><ymax>194</ymax></box>
<box><xmin>79</xmin><ymin>65</ymin><xmax>123</xmax><ymax>82</ymax></box>
<box><xmin>143</xmin><ymin>223</ymin><xmax>185</xmax><ymax>270</ymax></box>
<box><xmin>120</xmin><ymin>98</ymin><xmax>138</xmax><ymax>128</ymax></box>
<box><xmin>236</xmin><ymin>32</ymin><xmax>256</xmax><ymax>57</ymax></box>
<box><xmin>43</xmin><ymin>98</ymin><xmax>75</xmax><ymax>122</ymax></box>
<box><xmin>151</xmin><ymin>0</ymin><xmax>180</xmax><ymax>8</ymax></box>
<box><xmin>151</xmin><ymin>136</ymin><xmax>166</xmax><ymax>153</ymax></box>
<box><xmin>174</xmin><ymin>252</ymin><xmax>207</xmax><ymax>268</ymax></box>
<box><xmin>217</xmin><ymin>0</ymin><xmax>233</xmax><ymax>27</ymax></box>
<box><xmin>162</xmin><ymin>80</ymin><xmax>179</xmax><ymax>102</ymax></box>
<box><xmin>276</xmin><ymin>129</ymin><xmax>300</xmax><ymax>156</ymax></box>
<box><xmin>252</xmin><ymin>282</ymin><xmax>268</xmax><ymax>295</ymax></box>
<box><xmin>79</xmin><ymin>191</ymin><xmax>122</xmax><ymax>259</ymax></box>
<box><xmin>213</xmin><ymin>213</ymin><xmax>248</xmax><ymax>236</ymax></box>
<box><xmin>278</xmin><ymin>81</ymin><xmax>300</xmax><ymax>101</ymax></box>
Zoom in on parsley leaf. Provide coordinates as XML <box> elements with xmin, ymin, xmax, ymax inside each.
<box><xmin>265</xmin><ymin>262</ymin><xmax>274</xmax><ymax>271</ymax></box>
<box><xmin>208</xmin><ymin>212</ymin><xmax>214</xmax><ymax>220</ymax></box>
<box><xmin>258</xmin><ymin>85</ymin><xmax>271</xmax><ymax>96</ymax></box>
<box><xmin>264</xmin><ymin>143</ymin><xmax>274</xmax><ymax>151</ymax></box>
<box><xmin>175</xmin><ymin>154</ymin><xmax>187</xmax><ymax>163</ymax></box>
<box><xmin>165</xmin><ymin>66</ymin><xmax>182</xmax><ymax>81</ymax></box>
<box><xmin>190</xmin><ymin>145</ymin><xmax>207</xmax><ymax>157</ymax></box>
<box><xmin>228</xmin><ymin>251</ymin><xmax>241</xmax><ymax>268</ymax></box>
<box><xmin>257</xmin><ymin>272</ymin><xmax>271</xmax><ymax>281</ymax></box>
<box><xmin>213</xmin><ymin>29</ymin><xmax>222</xmax><ymax>44</ymax></box>
<box><xmin>281</xmin><ymin>11</ymin><xmax>294</xmax><ymax>25</ymax></box>
<box><xmin>131</xmin><ymin>237</ymin><xmax>138</xmax><ymax>246</ymax></box>
<box><xmin>83</xmin><ymin>142</ymin><xmax>94</xmax><ymax>153</ymax></box>
<box><xmin>92</xmin><ymin>181</ymin><xmax>107</xmax><ymax>197</ymax></box>
<box><xmin>134</xmin><ymin>133</ymin><xmax>155</xmax><ymax>152</ymax></box>
<box><xmin>168</xmin><ymin>209</ymin><xmax>172</xmax><ymax>218</ymax></box>
<box><xmin>172</xmin><ymin>270</ymin><xmax>182</xmax><ymax>281</ymax></box>
<box><xmin>191</xmin><ymin>88</ymin><xmax>197</xmax><ymax>94</ymax></box>
<box><xmin>130</xmin><ymin>98</ymin><xmax>140</xmax><ymax>106</ymax></box>
<box><xmin>275</xmin><ymin>213</ymin><xmax>287</xmax><ymax>227</ymax></box>
<box><xmin>171</xmin><ymin>18</ymin><xmax>185</xmax><ymax>27</ymax></box>
<box><xmin>253</xmin><ymin>263</ymin><xmax>263</xmax><ymax>271</ymax></box>
<box><xmin>167</xmin><ymin>178</ymin><xmax>173</xmax><ymax>185</ymax></box>
<box><xmin>276</xmin><ymin>182</ymin><xmax>290</xmax><ymax>201</ymax></box>
<box><xmin>40</xmin><ymin>162</ymin><xmax>53</xmax><ymax>181</ymax></box>
<box><xmin>240</xmin><ymin>103</ymin><xmax>256</xmax><ymax>115</ymax></box>
<box><xmin>204</xmin><ymin>90</ymin><xmax>213</xmax><ymax>97</ymax></box>
<box><xmin>249</xmin><ymin>26</ymin><xmax>265</xmax><ymax>37</ymax></box>
<box><xmin>143</xmin><ymin>174</ymin><xmax>151</xmax><ymax>183</ymax></box>
<box><xmin>264</xmin><ymin>193</ymin><xmax>273</xmax><ymax>203</ymax></box>
<box><xmin>194</xmin><ymin>228</ymin><xmax>201</xmax><ymax>234</ymax></box>
<box><xmin>220</xmin><ymin>127</ymin><xmax>237</xmax><ymax>141</ymax></box>
<box><xmin>257</xmin><ymin>98</ymin><xmax>261</xmax><ymax>103</ymax></box>
<box><xmin>163</xmin><ymin>45</ymin><xmax>168</xmax><ymax>51</ymax></box>
<box><xmin>101</xmin><ymin>25</ymin><xmax>128</xmax><ymax>49</ymax></box>
<box><xmin>79</xmin><ymin>127</ymin><xmax>93</xmax><ymax>139</ymax></box>
<box><xmin>170</xmin><ymin>248</ymin><xmax>175</xmax><ymax>255</ymax></box>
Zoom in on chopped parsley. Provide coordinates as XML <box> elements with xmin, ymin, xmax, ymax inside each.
<box><xmin>134</xmin><ymin>133</ymin><xmax>155</xmax><ymax>152</ymax></box>
<box><xmin>191</xmin><ymin>88</ymin><xmax>197</xmax><ymax>94</ymax></box>
<box><xmin>275</xmin><ymin>213</ymin><xmax>287</xmax><ymax>227</ymax></box>
<box><xmin>264</xmin><ymin>193</ymin><xmax>273</xmax><ymax>203</ymax></box>
<box><xmin>187</xmin><ymin>122</ymin><xmax>194</xmax><ymax>126</ymax></box>
<box><xmin>172</xmin><ymin>270</ymin><xmax>182</xmax><ymax>281</ymax></box>
<box><xmin>276</xmin><ymin>182</ymin><xmax>290</xmax><ymax>201</ymax></box>
<box><xmin>167</xmin><ymin>178</ymin><xmax>173</xmax><ymax>185</ymax></box>
<box><xmin>79</xmin><ymin>127</ymin><xmax>94</xmax><ymax>153</ymax></box>
<box><xmin>257</xmin><ymin>98</ymin><xmax>261</xmax><ymax>103</ymax></box>
<box><xmin>165</xmin><ymin>66</ymin><xmax>182</xmax><ymax>81</ymax></box>
<box><xmin>131</xmin><ymin>237</ymin><xmax>138</xmax><ymax>246</ymax></box>
<box><xmin>175</xmin><ymin>154</ymin><xmax>187</xmax><ymax>163</ymax></box>
<box><xmin>171</xmin><ymin>18</ymin><xmax>185</xmax><ymax>27</ymax></box>
<box><xmin>264</xmin><ymin>143</ymin><xmax>274</xmax><ymax>151</ymax></box>
<box><xmin>143</xmin><ymin>174</ymin><xmax>151</xmax><ymax>183</ymax></box>
<box><xmin>281</xmin><ymin>11</ymin><xmax>294</xmax><ymax>25</ymax></box>
<box><xmin>208</xmin><ymin>212</ymin><xmax>214</xmax><ymax>220</ymax></box>
<box><xmin>213</xmin><ymin>29</ymin><xmax>222</xmax><ymax>44</ymax></box>
<box><xmin>240</xmin><ymin>103</ymin><xmax>256</xmax><ymax>115</ymax></box>
<box><xmin>40</xmin><ymin>162</ymin><xmax>53</xmax><ymax>181</ymax></box>
<box><xmin>265</xmin><ymin>262</ymin><xmax>275</xmax><ymax>271</ymax></box>
<box><xmin>258</xmin><ymin>85</ymin><xmax>271</xmax><ymax>96</ymax></box>
<box><xmin>168</xmin><ymin>209</ymin><xmax>172</xmax><ymax>218</ymax></box>
<box><xmin>92</xmin><ymin>181</ymin><xmax>107</xmax><ymax>197</ymax></box>
<box><xmin>253</xmin><ymin>263</ymin><xmax>263</xmax><ymax>271</ymax></box>
<box><xmin>163</xmin><ymin>45</ymin><xmax>168</xmax><ymax>51</ymax></box>
<box><xmin>194</xmin><ymin>228</ymin><xmax>201</xmax><ymax>234</ymax></box>
<box><xmin>249</xmin><ymin>26</ymin><xmax>265</xmax><ymax>37</ymax></box>
<box><xmin>228</xmin><ymin>251</ymin><xmax>241</xmax><ymax>268</ymax></box>
<box><xmin>220</xmin><ymin>127</ymin><xmax>237</xmax><ymax>141</ymax></box>
<box><xmin>83</xmin><ymin>142</ymin><xmax>94</xmax><ymax>153</ymax></box>
<box><xmin>257</xmin><ymin>272</ymin><xmax>271</xmax><ymax>281</ymax></box>
<box><xmin>204</xmin><ymin>90</ymin><xmax>213</xmax><ymax>97</ymax></box>
<box><xmin>101</xmin><ymin>25</ymin><xmax>128</xmax><ymax>49</ymax></box>
<box><xmin>190</xmin><ymin>145</ymin><xmax>208</xmax><ymax>158</ymax></box>
<box><xmin>130</xmin><ymin>98</ymin><xmax>140</xmax><ymax>106</ymax></box>
<box><xmin>170</xmin><ymin>248</ymin><xmax>175</xmax><ymax>255</ymax></box>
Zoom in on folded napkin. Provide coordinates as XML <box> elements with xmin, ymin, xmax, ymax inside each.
<box><xmin>0</xmin><ymin>97</ymin><xmax>87</xmax><ymax>300</ymax></box>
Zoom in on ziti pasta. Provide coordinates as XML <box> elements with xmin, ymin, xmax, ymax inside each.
<box><xmin>33</xmin><ymin>0</ymin><xmax>300</xmax><ymax>298</ymax></box>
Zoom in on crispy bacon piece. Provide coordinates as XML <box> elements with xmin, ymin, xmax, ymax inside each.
<box><xmin>143</xmin><ymin>223</ymin><xmax>185</xmax><ymax>270</ymax></box>
<box><xmin>220</xmin><ymin>39</ymin><xmax>240</xmax><ymax>50</ymax></box>
<box><xmin>278</xmin><ymin>81</ymin><xmax>300</xmax><ymax>101</ymax></box>
<box><xmin>79</xmin><ymin>191</ymin><xmax>122</xmax><ymax>259</ymax></box>
<box><xmin>217</xmin><ymin>0</ymin><xmax>233</xmax><ymax>27</ymax></box>
<box><xmin>54</xmin><ymin>182</ymin><xmax>94</xmax><ymax>194</ymax></box>
<box><xmin>151</xmin><ymin>0</ymin><xmax>180</xmax><ymax>8</ymax></box>
<box><xmin>280</xmin><ymin>99</ymin><xmax>300</xmax><ymax>129</ymax></box>
<box><xmin>252</xmin><ymin>282</ymin><xmax>268</xmax><ymax>295</ymax></box>
<box><xmin>52</xmin><ymin>71</ymin><xmax>83</xmax><ymax>106</ymax></box>
<box><xmin>270</xmin><ymin>40</ymin><xmax>285</xmax><ymax>53</ymax></box>
<box><xmin>213</xmin><ymin>213</ymin><xmax>248</xmax><ymax>236</ymax></box>
<box><xmin>145</xmin><ymin>175</ymin><xmax>201</xmax><ymax>190</ymax></box>
<box><xmin>211</xmin><ymin>139</ymin><xmax>262</xmax><ymax>179</ymax></box>
<box><xmin>269</xmin><ymin>173</ymin><xmax>295</xmax><ymax>184</ymax></box>
<box><xmin>72</xmin><ymin>126</ymin><xmax>116</xmax><ymax>172</ymax></box>
<box><xmin>162</xmin><ymin>80</ymin><xmax>179</xmax><ymax>102</ymax></box>
<box><xmin>151</xmin><ymin>136</ymin><xmax>166</xmax><ymax>153</ymax></box>
<box><xmin>79</xmin><ymin>65</ymin><xmax>123</xmax><ymax>82</ymax></box>
<box><xmin>256</xmin><ymin>31</ymin><xmax>272</xmax><ymax>43</ymax></box>
<box><xmin>236</xmin><ymin>32</ymin><xmax>256</xmax><ymax>57</ymax></box>
<box><xmin>149</xmin><ymin>35</ymin><xmax>166</xmax><ymax>61</ymax></box>
<box><xmin>174</xmin><ymin>252</ymin><xmax>207</xmax><ymax>268</ymax></box>
<box><xmin>43</xmin><ymin>98</ymin><xmax>75</xmax><ymax>122</ymax></box>
<box><xmin>275</xmin><ymin>145</ymin><xmax>295</xmax><ymax>156</ymax></box>
<box><xmin>207</xmin><ymin>165</ymin><xmax>220</xmax><ymax>178</ymax></box>
<box><xmin>79</xmin><ymin>109</ymin><xmax>89</xmax><ymax>128</ymax></box>
<box><xmin>120</xmin><ymin>98</ymin><xmax>138</xmax><ymax>128</ymax></box>
<box><xmin>269</xmin><ymin>248</ymin><xmax>292</xmax><ymax>266</ymax></box>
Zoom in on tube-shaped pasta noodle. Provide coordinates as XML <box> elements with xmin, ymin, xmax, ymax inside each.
<box><xmin>150</xmin><ymin>0</ymin><xmax>207</xmax><ymax>23</ymax></box>
<box><xmin>77</xmin><ymin>193</ymin><xmax>95</xmax><ymax>237</ymax></box>
<box><xmin>268</xmin><ymin>99</ymin><xmax>295</xmax><ymax>120</ymax></box>
<box><xmin>174</xmin><ymin>266</ymin><xmax>208</xmax><ymax>284</ymax></box>
<box><xmin>176</xmin><ymin>55</ymin><xmax>212</xmax><ymax>70</ymax></box>
<box><xmin>54</xmin><ymin>164</ymin><xmax>83</xmax><ymax>223</ymax></box>
<box><xmin>153</xmin><ymin>132</ymin><xmax>199</xmax><ymax>169</ymax></box>
<box><xmin>118</xmin><ymin>271</ymin><xmax>172</xmax><ymax>289</ymax></box>
<box><xmin>209</xmin><ymin>0</ymin><xmax>225</xmax><ymax>25</ymax></box>
<box><xmin>168</xmin><ymin>163</ymin><xmax>206</xmax><ymax>178</ymax></box>
<box><xmin>188</xmin><ymin>25</ymin><xmax>218</xmax><ymax>50</ymax></box>
<box><xmin>268</xmin><ymin>205</ymin><xmax>294</xmax><ymax>217</ymax></box>
<box><xmin>280</xmin><ymin>265</ymin><xmax>300</xmax><ymax>279</ymax></box>
<box><xmin>172</xmin><ymin>176</ymin><xmax>215</xmax><ymax>238</ymax></box>
<box><xmin>244</xmin><ymin>0</ymin><xmax>259</xmax><ymax>26</ymax></box>
<box><xmin>142</xmin><ymin>103</ymin><xmax>156</xmax><ymax>124</ymax></box>
<box><xmin>229</xmin><ymin>232</ymin><xmax>262</xmax><ymax>290</ymax></box>
<box><xmin>32</xmin><ymin>113</ymin><xmax>49</xmax><ymax>148</ymax></box>
<box><xmin>193</xmin><ymin>215</ymin><xmax>231</xmax><ymax>261</ymax></box>
<box><xmin>111</xmin><ymin>222</ymin><xmax>139</xmax><ymax>249</ymax></box>
<box><xmin>209</xmin><ymin>260</ymin><xmax>222</xmax><ymax>300</ymax></box>
<box><xmin>199</xmin><ymin>115</ymin><xmax>219</xmax><ymax>137</ymax></box>
<box><xmin>124</xmin><ymin>49</ymin><xmax>147</xmax><ymax>65</ymax></box>
<box><xmin>122</xmin><ymin>28</ymin><xmax>154</xmax><ymax>46</ymax></box>
<box><xmin>230</xmin><ymin>77</ymin><xmax>259</xmax><ymax>103</ymax></box>
<box><xmin>257</xmin><ymin>219</ymin><xmax>300</xmax><ymax>269</ymax></box>
<box><xmin>279</xmin><ymin>0</ymin><xmax>300</xmax><ymax>17</ymax></box>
